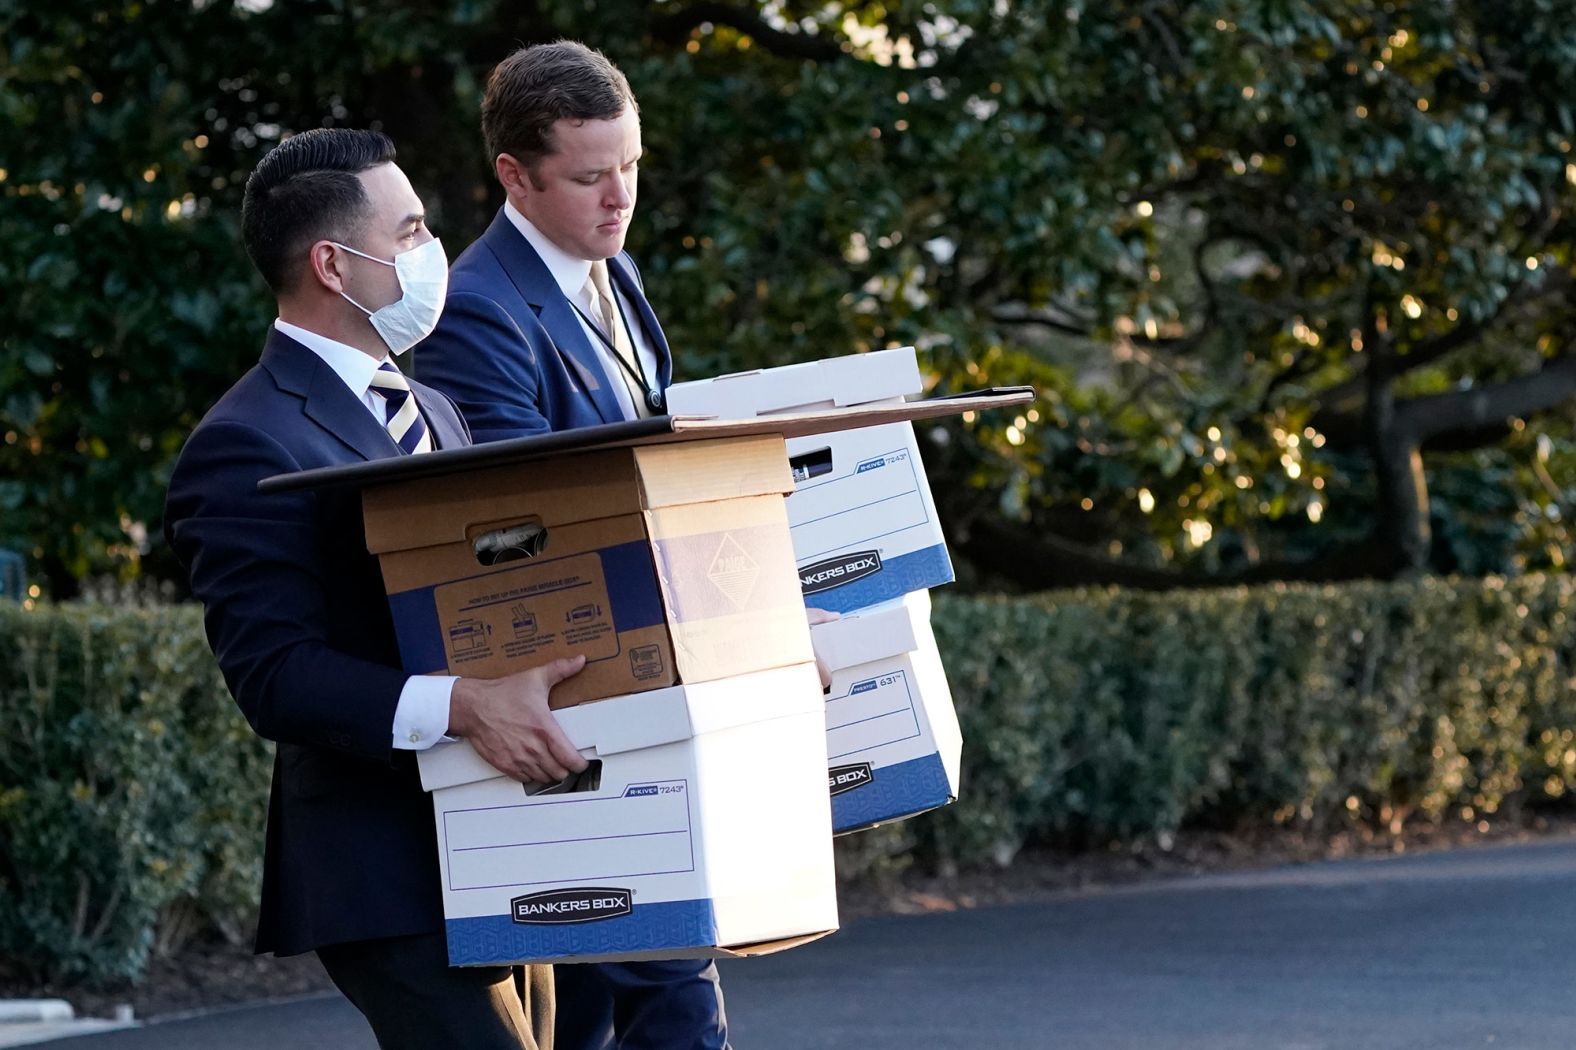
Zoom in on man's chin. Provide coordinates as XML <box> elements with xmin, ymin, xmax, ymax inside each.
<box><xmin>594</xmin><ymin>227</ymin><xmax>628</xmax><ymax>257</ymax></box>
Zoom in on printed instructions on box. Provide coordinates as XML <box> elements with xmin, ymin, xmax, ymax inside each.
<box><xmin>434</xmin><ymin>554</ymin><xmax>618</xmax><ymax>668</ymax></box>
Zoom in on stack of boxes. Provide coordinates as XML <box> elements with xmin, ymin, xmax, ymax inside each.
<box><xmin>346</xmin><ymin>348</ymin><xmax>969</xmax><ymax>967</ymax></box>
<box><xmin>364</xmin><ymin>436</ymin><xmax>840</xmax><ymax>965</ymax></box>
<box><xmin>666</xmin><ymin>347</ymin><xmax>963</xmax><ymax>834</ymax></box>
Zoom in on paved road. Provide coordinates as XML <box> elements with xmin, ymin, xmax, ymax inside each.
<box><xmin>38</xmin><ymin>836</ymin><xmax>1576</xmax><ymax>1049</ymax></box>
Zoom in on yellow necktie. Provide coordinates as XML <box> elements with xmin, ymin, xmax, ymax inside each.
<box><xmin>584</xmin><ymin>262</ymin><xmax>651</xmax><ymax>419</ymax></box>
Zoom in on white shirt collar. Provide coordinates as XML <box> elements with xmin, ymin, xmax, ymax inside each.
<box><xmin>274</xmin><ymin>318</ymin><xmax>387</xmax><ymax>401</ymax></box>
<box><xmin>504</xmin><ymin>201</ymin><xmax>593</xmax><ymax>301</ymax></box>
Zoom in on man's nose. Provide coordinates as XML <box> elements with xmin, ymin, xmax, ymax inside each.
<box><xmin>606</xmin><ymin>176</ymin><xmax>632</xmax><ymax>211</ymax></box>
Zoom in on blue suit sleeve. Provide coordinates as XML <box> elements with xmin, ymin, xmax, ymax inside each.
<box><xmin>165</xmin><ymin>420</ymin><xmax>410</xmax><ymax>761</ymax></box>
<box><xmin>416</xmin><ymin>290</ymin><xmax>553</xmax><ymax>442</ymax></box>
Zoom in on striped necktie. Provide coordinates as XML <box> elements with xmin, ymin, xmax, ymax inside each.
<box><xmin>368</xmin><ymin>361</ymin><xmax>433</xmax><ymax>454</ymax></box>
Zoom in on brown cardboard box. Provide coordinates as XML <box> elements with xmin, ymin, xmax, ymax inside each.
<box><xmin>363</xmin><ymin>435</ymin><xmax>811</xmax><ymax>708</ymax></box>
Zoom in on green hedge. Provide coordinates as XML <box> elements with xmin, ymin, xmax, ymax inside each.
<box><xmin>0</xmin><ymin>604</ymin><xmax>271</xmax><ymax>983</ymax></box>
<box><xmin>839</xmin><ymin>574</ymin><xmax>1576</xmax><ymax>877</ymax></box>
<box><xmin>5</xmin><ymin>575</ymin><xmax>1576</xmax><ymax>983</ymax></box>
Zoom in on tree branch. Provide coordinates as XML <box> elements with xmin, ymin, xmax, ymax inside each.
<box><xmin>991</xmin><ymin>306</ymin><xmax>1092</xmax><ymax>340</ymax></box>
<box><xmin>951</xmin><ymin>514</ymin><xmax>1387</xmax><ymax>592</ymax></box>
<box><xmin>1312</xmin><ymin>270</ymin><xmax>1572</xmax><ymax>418</ymax></box>
<box><xmin>1398</xmin><ymin>348</ymin><xmax>1576</xmax><ymax>443</ymax></box>
<box><xmin>647</xmin><ymin>3</ymin><xmax>845</xmax><ymax>61</ymax></box>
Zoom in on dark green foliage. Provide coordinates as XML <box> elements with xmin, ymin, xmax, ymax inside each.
<box><xmin>842</xmin><ymin>576</ymin><xmax>1576</xmax><ymax>873</ymax></box>
<box><xmin>0</xmin><ymin>602</ymin><xmax>271</xmax><ymax>983</ymax></box>
<box><xmin>4</xmin><ymin>1</ymin><xmax>1576</xmax><ymax>593</ymax></box>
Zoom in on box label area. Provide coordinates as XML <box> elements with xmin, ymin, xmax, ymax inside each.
<box><xmin>653</xmin><ymin>523</ymin><xmax>800</xmax><ymax>622</ymax></box>
<box><xmin>799</xmin><ymin>551</ymin><xmax>882</xmax><ymax>595</ymax></box>
<box><xmin>443</xmin><ymin>781</ymin><xmax>694</xmax><ymax>893</ymax></box>
<box><xmin>434</xmin><ymin>553</ymin><xmax>618</xmax><ymax>668</ymax></box>
<box><xmin>825</xmin><ymin>670</ymin><xmax>923</xmax><ymax>761</ymax></box>
<box><xmin>788</xmin><ymin>441</ymin><xmax>928</xmax><ymax>563</ymax></box>
<box><xmin>828</xmin><ymin>762</ymin><xmax>874</xmax><ymax>796</ymax></box>
<box><xmin>511</xmin><ymin>887</ymin><xmax>635</xmax><ymax>925</ymax></box>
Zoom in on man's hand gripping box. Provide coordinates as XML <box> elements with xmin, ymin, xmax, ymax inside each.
<box><xmin>810</xmin><ymin>591</ymin><xmax>962</xmax><ymax>833</ymax></box>
<box><xmin>664</xmin><ymin>348</ymin><xmax>953</xmax><ymax>613</ymax></box>
<box><xmin>417</xmin><ymin>663</ymin><xmax>839</xmax><ymax>965</ymax></box>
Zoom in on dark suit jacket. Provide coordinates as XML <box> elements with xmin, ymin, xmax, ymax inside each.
<box><xmin>164</xmin><ymin>329</ymin><xmax>470</xmax><ymax>957</ymax></box>
<box><xmin>415</xmin><ymin>209</ymin><xmax>673</xmax><ymax>439</ymax></box>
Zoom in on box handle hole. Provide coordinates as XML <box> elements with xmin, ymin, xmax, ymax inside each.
<box><xmin>789</xmin><ymin>446</ymin><xmax>834</xmax><ymax>483</ymax></box>
<box><xmin>472</xmin><ymin>520</ymin><xmax>548</xmax><ymax>566</ymax></box>
<box><xmin>525</xmin><ymin>759</ymin><xmax>603</xmax><ymax>796</ymax></box>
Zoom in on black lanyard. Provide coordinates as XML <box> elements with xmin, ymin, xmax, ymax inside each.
<box><xmin>570</xmin><ymin>285</ymin><xmax>666</xmax><ymax>414</ymax></box>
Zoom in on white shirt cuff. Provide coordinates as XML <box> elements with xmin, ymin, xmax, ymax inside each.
<box><xmin>392</xmin><ymin>675</ymin><xmax>458</xmax><ymax>751</ymax></box>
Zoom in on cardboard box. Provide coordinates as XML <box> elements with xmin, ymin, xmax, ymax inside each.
<box><xmin>362</xmin><ymin>436</ymin><xmax>812</xmax><ymax>708</ymax></box>
<box><xmin>665</xmin><ymin>349</ymin><xmax>954</xmax><ymax>613</ymax></box>
<box><xmin>811</xmin><ymin>591</ymin><xmax>962</xmax><ymax>833</ymax></box>
<box><xmin>418</xmin><ymin>662</ymin><xmax>839</xmax><ymax>966</ymax></box>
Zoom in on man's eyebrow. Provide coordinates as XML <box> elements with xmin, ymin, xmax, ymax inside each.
<box><xmin>398</xmin><ymin>212</ymin><xmax>425</xmax><ymax>230</ymax></box>
<box><xmin>575</xmin><ymin>153</ymin><xmax>642</xmax><ymax>176</ymax></box>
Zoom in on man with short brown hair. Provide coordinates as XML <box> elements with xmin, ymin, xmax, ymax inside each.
<box><xmin>417</xmin><ymin>40</ymin><xmax>669</xmax><ymax>439</ymax></box>
<box><xmin>416</xmin><ymin>41</ymin><xmax>728</xmax><ymax>1050</ymax></box>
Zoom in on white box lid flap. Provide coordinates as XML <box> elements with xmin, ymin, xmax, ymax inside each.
<box><xmin>666</xmin><ymin>348</ymin><xmax>920</xmax><ymax>418</ymax></box>
<box><xmin>418</xmin><ymin>690</ymin><xmax>695</xmax><ymax>792</ymax></box>
<box><xmin>419</xmin><ymin>663</ymin><xmax>824</xmax><ymax>791</ymax></box>
<box><xmin>418</xmin><ymin>739</ymin><xmax>508</xmax><ymax>792</ymax></box>
<box><xmin>810</xmin><ymin>592</ymin><xmax>931</xmax><ymax>672</ymax></box>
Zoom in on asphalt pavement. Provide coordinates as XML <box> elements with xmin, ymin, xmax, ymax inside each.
<box><xmin>34</xmin><ymin>835</ymin><xmax>1576</xmax><ymax>1049</ymax></box>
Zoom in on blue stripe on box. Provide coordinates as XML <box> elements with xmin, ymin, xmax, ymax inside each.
<box><xmin>445</xmin><ymin>898</ymin><xmax>717</xmax><ymax>966</ymax></box>
<box><xmin>831</xmin><ymin>752</ymin><xmax>956</xmax><ymax>835</ymax></box>
<box><xmin>386</xmin><ymin>540</ymin><xmax>664</xmax><ymax>674</ymax></box>
<box><xmin>600</xmin><ymin>541</ymin><xmax>665</xmax><ymax>633</ymax></box>
<box><xmin>802</xmin><ymin>543</ymin><xmax>954</xmax><ymax>615</ymax></box>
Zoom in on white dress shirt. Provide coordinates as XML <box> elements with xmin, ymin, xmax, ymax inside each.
<box><xmin>503</xmin><ymin>203</ymin><xmax>661</xmax><ymax>420</ymax></box>
<box><xmin>273</xmin><ymin>319</ymin><xmax>457</xmax><ymax>752</ymax></box>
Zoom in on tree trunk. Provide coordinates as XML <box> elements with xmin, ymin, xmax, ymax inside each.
<box><xmin>1363</xmin><ymin>355</ymin><xmax>1431</xmax><ymax>577</ymax></box>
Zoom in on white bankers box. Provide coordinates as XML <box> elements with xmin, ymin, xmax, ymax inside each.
<box><xmin>417</xmin><ymin>663</ymin><xmax>839</xmax><ymax>966</ymax></box>
<box><xmin>665</xmin><ymin>348</ymin><xmax>954</xmax><ymax>613</ymax></box>
<box><xmin>810</xmin><ymin>591</ymin><xmax>962</xmax><ymax>833</ymax></box>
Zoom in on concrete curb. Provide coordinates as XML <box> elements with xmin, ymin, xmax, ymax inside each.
<box><xmin>0</xmin><ymin>1019</ymin><xmax>138</xmax><ymax>1048</ymax></box>
<box><xmin>140</xmin><ymin>989</ymin><xmax>341</xmax><ymax>1027</ymax></box>
<box><xmin>0</xmin><ymin>1004</ymin><xmax>73</xmax><ymax>1025</ymax></box>
<box><xmin>0</xmin><ymin>999</ymin><xmax>139</xmax><ymax>1048</ymax></box>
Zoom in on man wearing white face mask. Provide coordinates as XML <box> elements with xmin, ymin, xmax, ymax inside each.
<box><xmin>165</xmin><ymin>128</ymin><xmax>587</xmax><ymax>1050</ymax></box>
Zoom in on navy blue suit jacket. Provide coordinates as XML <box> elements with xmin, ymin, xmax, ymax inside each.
<box><xmin>164</xmin><ymin>329</ymin><xmax>470</xmax><ymax>957</ymax></box>
<box><xmin>415</xmin><ymin>209</ymin><xmax>672</xmax><ymax>438</ymax></box>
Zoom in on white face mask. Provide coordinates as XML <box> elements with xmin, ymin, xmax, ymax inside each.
<box><xmin>334</xmin><ymin>237</ymin><xmax>449</xmax><ymax>355</ymax></box>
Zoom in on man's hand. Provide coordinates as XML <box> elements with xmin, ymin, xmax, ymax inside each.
<box><xmin>448</xmin><ymin>655</ymin><xmax>588</xmax><ymax>785</ymax></box>
<box><xmin>806</xmin><ymin>607</ymin><xmax>840</xmax><ymax>689</ymax></box>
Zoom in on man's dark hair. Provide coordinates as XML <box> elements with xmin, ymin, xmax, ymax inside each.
<box><xmin>241</xmin><ymin>128</ymin><xmax>397</xmax><ymax>295</ymax></box>
<box><xmin>482</xmin><ymin>41</ymin><xmax>637</xmax><ymax>172</ymax></box>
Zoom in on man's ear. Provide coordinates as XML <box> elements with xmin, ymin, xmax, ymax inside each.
<box><xmin>496</xmin><ymin>154</ymin><xmax>533</xmax><ymax>199</ymax></box>
<box><xmin>306</xmin><ymin>240</ymin><xmax>349</xmax><ymax>295</ymax></box>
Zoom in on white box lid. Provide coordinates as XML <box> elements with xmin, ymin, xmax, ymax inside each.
<box><xmin>666</xmin><ymin>347</ymin><xmax>921</xmax><ymax>418</ymax></box>
<box><xmin>809</xmin><ymin>591</ymin><xmax>932</xmax><ymax>673</ymax></box>
<box><xmin>419</xmin><ymin>662</ymin><xmax>823</xmax><ymax>791</ymax></box>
